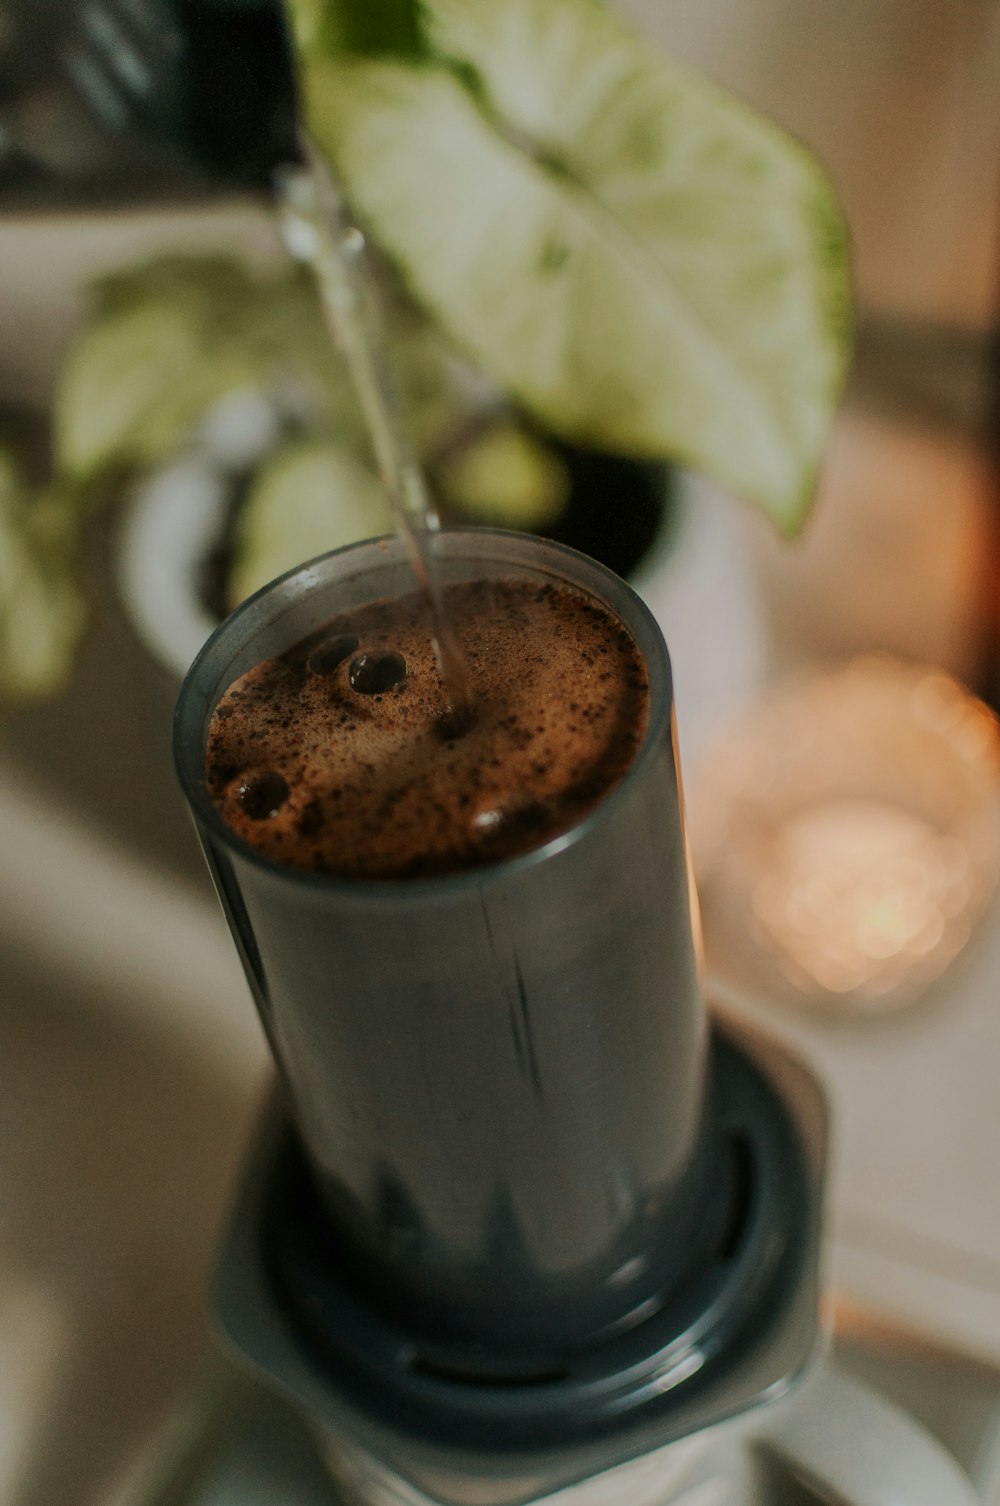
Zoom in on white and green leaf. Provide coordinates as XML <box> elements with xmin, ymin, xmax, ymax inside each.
<box><xmin>437</xmin><ymin>421</ymin><xmax>569</xmax><ymax>529</ymax></box>
<box><xmin>300</xmin><ymin>0</ymin><xmax>852</xmax><ymax>531</ymax></box>
<box><xmin>228</xmin><ymin>437</ymin><xmax>391</xmax><ymax>605</ymax></box>
<box><xmin>53</xmin><ymin>259</ymin><xmax>367</xmax><ymax>484</ymax></box>
<box><xmin>55</xmin><ymin>295</ymin><xmax>254</xmax><ymax>480</ymax></box>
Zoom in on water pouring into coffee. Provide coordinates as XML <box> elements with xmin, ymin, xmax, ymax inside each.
<box><xmin>5</xmin><ymin>2</ymin><xmax>922</xmax><ymax>1499</ymax></box>
<box><xmin>8</xmin><ymin>0</ymin><xmax>819</xmax><ymax>1490</ymax></box>
<box><xmin>0</xmin><ymin>0</ymin><xmax>472</xmax><ymax>714</ymax></box>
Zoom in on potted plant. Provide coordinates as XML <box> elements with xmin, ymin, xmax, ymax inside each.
<box><xmin>0</xmin><ymin>0</ymin><xmax>852</xmax><ymax>699</ymax></box>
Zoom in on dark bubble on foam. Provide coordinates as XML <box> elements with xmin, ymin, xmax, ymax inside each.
<box><xmin>296</xmin><ymin>798</ymin><xmax>326</xmax><ymax>837</ymax></box>
<box><xmin>435</xmin><ymin>707</ymin><xmax>474</xmax><ymax>741</ymax></box>
<box><xmin>349</xmin><ymin>651</ymin><xmax>407</xmax><ymax>695</ymax></box>
<box><xmin>237</xmin><ymin>770</ymin><xmax>290</xmax><ymax>820</ymax></box>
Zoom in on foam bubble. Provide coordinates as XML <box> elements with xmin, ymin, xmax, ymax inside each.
<box><xmin>349</xmin><ymin>651</ymin><xmax>407</xmax><ymax>695</ymax></box>
<box><xmin>235</xmin><ymin>770</ymin><xmax>290</xmax><ymax>820</ymax></box>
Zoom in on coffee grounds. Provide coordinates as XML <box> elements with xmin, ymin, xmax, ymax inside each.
<box><xmin>204</xmin><ymin>577</ymin><xmax>649</xmax><ymax>878</ymax></box>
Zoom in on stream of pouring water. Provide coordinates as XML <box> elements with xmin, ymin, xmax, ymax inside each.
<box><xmin>276</xmin><ymin>152</ymin><xmax>471</xmax><ymax>726</ymax></box>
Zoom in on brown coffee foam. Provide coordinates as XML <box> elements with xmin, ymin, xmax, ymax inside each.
<box><xmin>204</xmin><ymin>578</ymin><xmax>649</xmax><ymax>878</ymax></box>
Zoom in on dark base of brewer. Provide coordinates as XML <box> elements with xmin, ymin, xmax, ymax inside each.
<box><xmin>214</xmin><ymin>1021</ymin><xmax>826</xmax><ymax>1506</ymax></box>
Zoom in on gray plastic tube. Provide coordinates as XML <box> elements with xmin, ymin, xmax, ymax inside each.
<box><xmin>174</xmin><ymin>530</ymin><xmax>711</xmax><ymax>1357</ymax></box>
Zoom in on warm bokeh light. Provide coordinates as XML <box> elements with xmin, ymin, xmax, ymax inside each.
<box><xmin>690</xmin><ymin>656</ymin><xmax>1000</xmax><ymax>1013</ymax></box>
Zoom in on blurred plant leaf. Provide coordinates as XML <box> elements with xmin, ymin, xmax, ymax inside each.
<box><xmin>290</xmin><ymin>0</ymin><xmax>430</xmax><ymax>60</ymax></box>
<box><xmin>301</xmin><ymin>0</ymin><xmax>852</xmax><ymax>532</ymax></box>
<box><xmin>437</xmin><ymin>421</ymin><xmax>569</xmax><ymax>528</ymax></box>
<box><xmin>54</xmin><ymin>255</ymin><xmax>475</xmax><ymax>499</ymax></box>
<box><xmin>53</xmin><ymin>258</ymin><xmax>367</xmax><ymax>484</ymax></box>
<box><xmin>56</xmin><ymin>297</ymin><xmax>250</xmax><ymax>481</ymax></box>
<box><xmin>228</xmin><ymin>437</ymin><xmax>391</xmax><ymax>605</ymax></box>
<box><xmin>0</xmin><ymin>452</ymin><xmax>87</xmax><ymax>702</ymax></box>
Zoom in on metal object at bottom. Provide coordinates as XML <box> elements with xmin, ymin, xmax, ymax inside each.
<box><xmin>215</xmin><ymin>1020</ymin><xmax>826</xmax><ymax>1506</ymax></box>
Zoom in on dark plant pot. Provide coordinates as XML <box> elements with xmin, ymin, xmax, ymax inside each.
<box><xmin>538</xmin><ymin>443</ymin><xmax>674</xmax><ymax>583</ymax></box>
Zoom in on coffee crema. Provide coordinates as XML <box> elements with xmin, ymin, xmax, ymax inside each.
<box><xmin>204</xmin><ymin>577</ymin><xmax>649</xmax><ymax>878</ymax></box>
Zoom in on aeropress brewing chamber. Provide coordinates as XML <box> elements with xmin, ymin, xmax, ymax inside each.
<box><xmin>173</xmin><ymin>531</ymin><xmax>826</xmax><ymax>1506</ymax></box>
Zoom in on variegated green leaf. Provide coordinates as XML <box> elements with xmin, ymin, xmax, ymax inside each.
<box><xmin>300</xmin><ymin>0</ymin><xmax>852</xmax><ymax>531</ymax></box>
<box><xmin>53</xmin><ymin>259</ymin><xmax>365</xmax><ymax>484</ymax></box>
<box><xmin>228</xmin><ymin>438</ymin><xmax>391</xmax><ymax>605</ymax></box>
